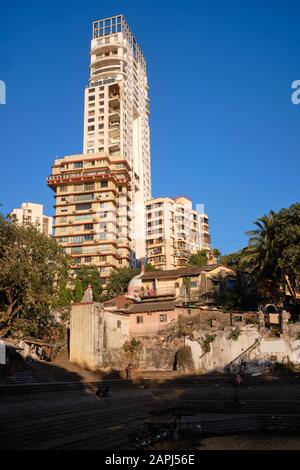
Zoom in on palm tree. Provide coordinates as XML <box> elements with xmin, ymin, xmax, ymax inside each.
<box><xmin>241</xmin><ymin>211</ymin><xmax>280</xmax><ymax>299</ymax></box>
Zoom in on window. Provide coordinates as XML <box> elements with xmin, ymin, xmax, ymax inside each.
<box><xmin>71</xmin><ymin>246</ymin><xmax>82</xmax><ymax>253</ymax></box>
<box><xmin>74</xmin><ymin>162</ymin><xmax>83</xmax><ymax>168</ymax></box>
<box><xmin>84</xmin><ymin>223</ymin><xmax>93</xmax><ymax>230</ymax></box>
<box><xmin>75</xmin><ymin>203</ymin><xmax>92</xmax><ymax>211</ymax></box>
<box><xmin>74</xmin><ymin>193</ymin><xmax>94</xmax><ymax>202</ymax></box>
<box><xmin>117</xmin><ymin>320</ymin><xmax>121</xmax><ymax>329</ymax></box>
<box><xmin>84</xmin><ymin>183</ymin><xmax>95</xmax><ymax>191</ymax></box>
<box><xmin>72</xmin><ymin>236</ymin><xmax>83</xmax><ymax>243</ymax></box>
<box><xmin>84</xmin><ymin>257</ymin><xmax>92</xmax><ymax>263</ymax></box>
<box><xmin>100</xmin><ymin>181</ymin><xmax>108</xmax><ymax>188</ymax></box>
<box><xmin>100</xmin><ymin>255</ymin><xmax>107</xmax><ymax>261</ymax></box>
<box><xmin>136</xmin><ymin>316</ymin><xmax>144</xmax><ymax>324</ymax></box>
<box><xmin>88</xmin><ymin>126</ymin><xmax>95</xmax><ymax>131</ymax></box>
<box><xmin>88</xmin><ymin>95</ymin><xmax>95</xmax><ymax>101</ymax></box>
<box><xmin>160</xmin><ymin>314</ymin><xmax>167</xmax><ymax>322</ymax></box>
<box><xmin>84</xmin><ymin>234</ymin><xmax>93</xmax><ymax>241</ymax></box>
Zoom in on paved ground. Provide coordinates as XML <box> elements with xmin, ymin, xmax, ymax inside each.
<box><xmin>1</xmin><ymin>357</ymin><xmax>300</xmax><ymax>449</ymax></box>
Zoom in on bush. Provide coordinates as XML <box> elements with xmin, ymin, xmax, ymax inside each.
<box><xmin>227</xmin><ymin>327</ymin><xmax>241</xmax><ymax>341</ymax></box>
<box><xmin>202</xmin><ymin>333</ymin><xmax>217</xmax><ymax>353</ymax></box>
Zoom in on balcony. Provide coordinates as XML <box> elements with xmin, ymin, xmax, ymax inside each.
<box><xmin>140</xmin><ymin>287</ymin><xmax>176</xmax><ymax>299</ymax></box>
<box><xmin>108</xmin><ymin>139</ymin><xmax>120</xmax><ymax>152</ymax></box>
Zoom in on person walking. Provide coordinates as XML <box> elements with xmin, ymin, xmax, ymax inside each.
<box><xmin>125</xmin><ymin>363</ymin><xmax>133</xmax><ymax>380</ymax></box>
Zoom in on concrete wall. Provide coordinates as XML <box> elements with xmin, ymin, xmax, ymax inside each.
<box><xmin>70</xmin><ymin>302</ymin><xmax>129</xmax><ymax>370</ymax></box>
<box><xmin>129</xmin><ymin>309</ymin><xmax>179</xmax><ymax>336</ymax></box>
<box><xmin>70</xmin><ymin>303</ymin><xmax>300</xmax><ymax>373</ymax></box>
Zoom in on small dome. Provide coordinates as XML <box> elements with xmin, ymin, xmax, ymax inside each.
<box><xmin>127</xmin><ymin>274</ymin><xmax>143</xmax><ymax>296</ymax></box>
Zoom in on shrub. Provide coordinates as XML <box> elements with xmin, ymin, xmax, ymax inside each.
<box><xmin>202</xmin><ymin>333</ymin><xmax>217</xmax><ymax>353</ymax></box>
<box><xmin>227</xmin><ymin>326</ymin><xmax>241</xmax><ymax>341</ymax></box>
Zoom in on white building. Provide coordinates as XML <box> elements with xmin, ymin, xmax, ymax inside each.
<box><xmin>145</xmin><ymin>196</ymin><xmax>210</xmax><ymax>270</ymax></box>
<box><xmin>83</xmin><ymin>15</ymin><xmax>151</xmax><ymax>262</ymax></box>
<box><xmin>10</xmin><ymin>202</ymin><xmax>53</xmax><ymax>237</ymax></box>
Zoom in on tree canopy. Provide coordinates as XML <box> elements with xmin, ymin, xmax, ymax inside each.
<box><xmin>0</xmin><ymin>215</ymin><xmax>69</xmax><ymax>338</ymax></box>
<box><xmin>187</xmin><ymin>249</ymin><xmax>208</xmax><ymax>267</ymax></box>
<box><xmin>105</xmin><ymin>266</ymin><xmax>140</xmax><ymax>299</ymax></box>
<box><xmin>240</xmin><ymin>203</ymin><xmax>300</xmax><ymax>303</ymax></box>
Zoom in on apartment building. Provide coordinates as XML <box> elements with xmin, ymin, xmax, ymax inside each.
<box><xmin>10</xmin><ymin>202</ymin><xmax>53</xmax><ymax>237</ymax></box>
<box><xmin>48</xmin><ymin>153</ymin><xmax>133</xmax><ymax>279</ymax></box>
<box><xmin>145</xmin><ymin>196</ymin><xmax>210</xmax><ymax>270</ymax></box>
<box><xmin>47</xmin><ymin>15</ymin><xmax>151</xmax><ymax>279</ymax></box>
<box><xmin>83</xmin><ymin>15</ymin><xmax>151</xmax><ymax>260</ymax></box>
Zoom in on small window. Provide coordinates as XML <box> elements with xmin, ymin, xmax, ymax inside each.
<box><xmin>101</xmin><ymin>181</ymin><xmax>108</xmax><ymax>188</ymax></box>
<box><xmin>117</xmin><ymin>320</ymin><xmax>121</xmax><ymax>328</ymax></box>
<box><xmin>136</xmin><ymin>316</ymin><xmax>143</xmax><ymax>324</ymax></box>
<box><xmin>74</xmin><ymin>162</ymin><xmax>83</xmax><ymax>168</ymax></box>
<box><xmin>160</xmin><ymin>314</ymin><xmax>167</xmax><ymax>322</ymax></box>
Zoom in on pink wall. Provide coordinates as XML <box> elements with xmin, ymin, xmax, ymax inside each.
<box><xmin>129</xmin><ymin>309</ymin><xmax>179</xmax><ymax>335</ymax></box>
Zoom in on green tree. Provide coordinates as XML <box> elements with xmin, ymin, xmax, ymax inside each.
<box><xmin>0</xmin><ymin>215</ymin><xmax>69</xmax><ymax>338</ymax></box>
<box><xmin>221</xmin><ymin>250</ymin><xmax>244</xmax><ymax>270</ymax></box>
<box><xmin>73</xmin><ymin>279</ymin><xmax>84</xmax><ymax>303</ymax></box>
<box><xmin>213</xmin><ymin>248</ymin><xmax>221</xmax><ymax>262</ymax></box>
<box><xmin>105</xmin><ymin>266</ymin><xmax>140</xmax><ymax>299</ymax></box>
<box><xmin>241</xmin><ymin>204</ymin><xmax>300</xmax><ymax>303</ymax></box>
<box><xmin>55</xmin><ymin>280</ymin><xmax>73</xmax><ymax>307</ymax></box>
<box><xmin>187</xmin><ymin>249</ymin><xmax>208</xmax><ymax>267</ymax></box>
<box><xmin>75</xmin><ymin>265</ymin><xmax>103</xmax><ymax>302</ymax></box>
<box><xmin>144</xmin><ymin>263</ymin><xmax>157</xmax><ymax>271</ymax></box>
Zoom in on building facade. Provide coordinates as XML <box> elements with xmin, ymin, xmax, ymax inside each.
<box><xmin>48</xmin><ymin>153</ymin><xmax>134</xmax><ymax>279</ymax></box>
<box><xmin>10</xmin><ymin>202</ymin><xmax>53</xmax><ymax>237</ymax></box>
<box><xmin>145</xmin><ymin>196</ymin><xmax>210</xmax><ymax>270</ymax></box>
<box><xmin>83</xmin><ymin>15</ymin><xmax>151</xmax><ymax>261</ymax></box>
<box><xmin>47</xmin><ymin>15</ymin><xmax>151</xmax><ymax>278</ymax></box>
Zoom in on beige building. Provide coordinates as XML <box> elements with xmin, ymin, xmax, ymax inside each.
<box><xmin>10</xmin><ymin>202</ymin><xmax>53</xmax><ymax>236</ymax></box>
<box><xmin>48</xmin><ymin>153</ymin><xmax>133</xmax><ymax>279</ymax></box>
<box><xmin>145</xmin><ymin>196</ymin><xmax>210</xmax><ymax>270</ymax></box>
<box><xmin>47</xmin><ymin>15</ymin><xmax>152</xmax><ymax>277</ymax></box>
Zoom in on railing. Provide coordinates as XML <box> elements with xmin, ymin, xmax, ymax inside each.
<box><xmin>140</xmin><ymin>287</ymin><xmax>176</xmax><ymax>298</ymax></box>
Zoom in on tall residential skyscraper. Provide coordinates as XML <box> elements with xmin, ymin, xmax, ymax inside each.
<box><xmin>47</xmin><ymin>15</ymin><xmax>151</xmax><ymax>281</ymax></box>
<box><xmin>83</xmin><ymin>15</ymin><xmax>151</xmax><ymax>260</ymax></box>
<box><xmin>145</xmin><ymin>196</ymin><xmax>211</xmax><ymax>270</ymax></box>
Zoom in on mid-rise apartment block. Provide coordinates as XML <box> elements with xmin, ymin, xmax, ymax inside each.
<box><xmin>47</xmin><ymin>153</ymin><xmax>133</xmax><ymax>279</ymax></box>
<box><xmin>145</xmin><ymin>196</ymin><xmax>210</xmax><ymax>270</ymax></box>
<box><xmin>47</xmin><ymin>16</ymin><xmax>151</xmax><ymax>279</ymax></box>
<box><xmin>10</xmin><ymin>202</ymin><xmax>53</xmax><ymax>237</ymax></box>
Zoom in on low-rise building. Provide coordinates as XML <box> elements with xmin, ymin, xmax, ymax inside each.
<box><xmin>127</xmin><ymin>264</ymin><xmax>237</xmax><ymax>304</ymax></box>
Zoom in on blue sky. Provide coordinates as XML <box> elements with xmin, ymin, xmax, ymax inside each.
<box><xmin>0</xmin><ymin>0</ymin><xmax>299</xmax><ymax>254</ymax></box>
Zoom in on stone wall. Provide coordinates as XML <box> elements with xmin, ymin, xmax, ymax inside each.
<box><xmin>70</xmin><ymin>303</ymin><xmax>300</xmax><ymax>373</ymax></box>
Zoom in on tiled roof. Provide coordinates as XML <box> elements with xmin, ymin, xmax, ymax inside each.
<box><xmin>120</xmin><ymin>300</ymin><xmax>178</xmax><ymax>314</ymax></box>
<box><xmin>141</xmin><ymin>264</ymin><xmax>224</xmax><ymax>280</ymax></box>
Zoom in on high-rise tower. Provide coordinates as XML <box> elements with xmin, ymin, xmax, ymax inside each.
<box><xmin>83</xmin><ymin>15</ymin><xmax>151</xmax><ymax>260</ymax></box>
<box><xmin>48</xmin><ymin>16</ymin><xmax>151</xmax><ymax>281</ymax></box>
